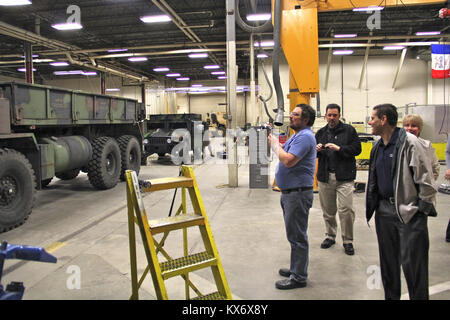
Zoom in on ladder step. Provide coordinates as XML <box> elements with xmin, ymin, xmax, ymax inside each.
<box><xmin>141</xmin><ymin>176</ymin><xmax>194</xmax><ymax>192</ymax></box>
<box><xmin>149</xmin><ymin>214</ymin><xmax>204</xmax><ymax>234</ymax></box>
<box><xmin>160</xmin><ymin>251</ymin><xmax>216</xmax><ymax>279</ymax></box>
<box><xmin>191</xmin><ymin>292</ymin><xmax>226</xmax><ymax>300</ymax></box>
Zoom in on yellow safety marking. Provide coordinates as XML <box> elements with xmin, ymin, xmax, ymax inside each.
<box><xmin>45</xmin><ymin>241</ymin><xmax>67</xmax><ymax>254</ymax></box>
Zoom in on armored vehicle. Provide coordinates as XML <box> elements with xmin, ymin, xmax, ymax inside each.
<box><xmin>142</xmin><ymin>113</ymin><xmax>209</xmax><ymax>162</ymax></box>
<box><xmin>0</xmin><ymin>82</ymin><xmax>143</xmax><ymax>232</ymax></box>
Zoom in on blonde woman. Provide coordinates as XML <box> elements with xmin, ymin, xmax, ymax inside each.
<box><xmin>403</xmin><ymin>114</ymin><xmax>440</xmax><ymax>180</ymax></box>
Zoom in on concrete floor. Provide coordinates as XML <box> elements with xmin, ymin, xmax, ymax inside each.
<box><xmin>1</xmin><ymin>153</ymin><xmax>449</xmax><ymax>300</ymax></box>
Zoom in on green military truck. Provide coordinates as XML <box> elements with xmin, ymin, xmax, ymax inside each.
<box><xmin>0</xmin><ymin>82</ymin><xmax>143</xmax><ymax>233</ymax></box>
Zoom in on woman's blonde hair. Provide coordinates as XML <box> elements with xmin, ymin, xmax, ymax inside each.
<box><xmin>403</xmin><ymin>114</ymin><xmax>423</xmax><ymax>134</ymax></box>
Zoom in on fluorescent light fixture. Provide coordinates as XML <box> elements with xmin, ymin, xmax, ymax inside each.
<box><xmin>176</xmin><ymin>77</ymin><xmax>190</xmax><ymax>81</ymax></box>
<box><xmin>21</xmin><ymin>54</ymin><xmax>39</xmax><ymax>58</ymax></box>
<box><xmin>50</xmin><ymin>62</ymin><xmax>70</xmax><ymax>67</ymax></box>
<box><xmin>383</xmin><ymin>45</ymin><xmax>405</xmax><ymax>50</ymax></box>
<box><xmin>191</xmin><ymin>84</ymin><xmax>203</xmax><ymax>87</ymax></box>
<box><xmin>128</xmin><ymin>57</ymin><xmax>148</xmax><ymax>62</ymax></box>
<box><xmin>82</xmin><ymin>71</ymin><xmax>97</xmax><ymax>76</ymax></box>
<box><xmin>334</xmin><ymin>34</ymin><xmax>357</xmax><ymax>38</ymax></box>
<box><xmin>106</xmin><ymin>88</ymin><xmax>120</xmax><ymax>92</ymax></box>
<box><xmin>166</xmin><ymin>73</ymin><xmax>180</xmax><ymax>77</ymax></box>
<box><xmin>54</xmin><ymin>71</ymin><xmax>81</xmax><ymax>75</ymax></box>
<box><xmin>211</xmin><ymin>71</ymin><xmax>226</xmax><ymax>75</ymax></box>
<box><xmin>51</xmin><ymin>23</ymin><xmax>83</xmax><ymax>30</ymax></box>
<box><xmin>0</xmin><ymin>0</ymin><xmax>31</xmax><ymax>5</ymax></box>
<box><xmin>254</xmin><ymin>40</ymin><xmax>275</xmax><ymax>47</ymax></box>
<box><xmin>204</xmin><ymin>65</ymin><xmax>220</xmax><ymax>69</ymax></box>
<box><xmin>188</xmin><ymin>53</ymin><xmax>208</xmax><ymax>58</ymax></box>
<box><xmin>140</xmin><ymin>15</ymin><xmax>171</xmax><ymax>23</ymax></box>
<box><xmin>353</xmin><ymin>6</ymin><xmax>384</xmax><ymax>11</ymax></box>
<box><xmin>153</xmin><ymin>67</ymin><xmax>169</xmax><ymax>72</ymax></box>
<box><xmin>415</xmin><ymin>31</ymin><xmax>441</xmax><ymax>36</ymax></box>
<box><xmin>246</xmin><ymin>13</ymin><xmax>271</xmax><ymax>21</ymax></box>
<box><xmin>333</xmin><ymin>50</ymin><xmax>354</xmax><ymax>55</ymax></box>
<box><xmin>218</xmin><ymin>76</ymin><xmax>227</xmax><ymax>80</ymax></box>
<box><xmin>108</xmin><ymin>48</ymin><xmax>128</xmax><ymax>53</ymax></box>
<box><xmin>256</xmin><ymin>53</ymin><xmax>269</xmax><ymax>58</ymax></box>
<box><xmin>17</xmin><ymin>67</ymin><xmax>36</xmax><ymax>72</ymax></box>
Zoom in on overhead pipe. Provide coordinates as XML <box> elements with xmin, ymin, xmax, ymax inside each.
<box><xmin>272</xmin><ymin>0</ymin><xmax>284</xmax><ymax>126</ymax></box>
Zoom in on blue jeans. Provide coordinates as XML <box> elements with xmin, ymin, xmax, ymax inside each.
<box><xmin>280</xmin><ymin>189</ymin><xmax>314</xmax><ymax>283</ymax></box>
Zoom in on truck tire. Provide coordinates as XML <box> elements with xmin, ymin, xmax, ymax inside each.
<box><xmin>0</xmin><ymin>148</ymin><xmax>36</xmax><ymax>233</ymax></box>
<box><xmin>117</xmin><ymin>135</ymin><xmax>141</xmax><ymax>181</ymax></box>
<box><xmin>56</xmin><ymin>169</ymin><xmax>80</xmax><ymax>180</ymax></box>
<box><xmin>87</xmin><ymin>137</ymin><xmax>121</xmax><ymax>190</ymax></box>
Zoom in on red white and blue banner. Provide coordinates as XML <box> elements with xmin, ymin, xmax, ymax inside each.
<box><xmin>431</xmin><ymin>44</ymin><xmax>450</xmax><ymax>79</ymax></box>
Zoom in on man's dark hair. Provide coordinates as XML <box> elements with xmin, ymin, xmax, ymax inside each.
<box><xmin>326</xmin><ymin>103</ymin><xmax>341</xmax><ymax>114</ymax></box>
<box><xmin>373</xmin><ymin>104</ymin><xmax>398</xmax><ymax>127</ymax></box>
<box><xmin>297</xmin><ymin>103</ymin><xmax>316</xmax><ymax>127</ymax></box>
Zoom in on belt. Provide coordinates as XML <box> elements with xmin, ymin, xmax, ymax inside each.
<box><xmin>381</xmin><ymin>196</ymin><xmax>395</xmax><ymax>205</ymax></box>
<box><xmin>281</xmin><ymin>187</ymin><xmax>313</xmax><ymax>194</ymax></box>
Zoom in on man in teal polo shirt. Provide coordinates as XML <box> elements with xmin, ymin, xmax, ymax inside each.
<box><xmin>268</xmin><ymin>104</ymin><xmax>317</xmax><ymax>290</ymax></box>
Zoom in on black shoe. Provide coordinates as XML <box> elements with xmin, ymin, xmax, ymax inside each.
<box><xmin>275</xmin><ymin>279</ymin><xmax>307</xmax><ymax>290</ymax></box>
<box><xmin>279</xmin><ymin>268</ymin><xmax>291</xmax><ymax>278</ymax></box>
<box><xmin>320</xmin><ymin>238</ymin><xmax>336</xmax><ymax>249</ymax></box>
<box><xmin>343</xmin><ymin>243</ymin><xmax>355</xmax><ymax>255</ymax></box>
<box><xmin>446</xmin><ymin>238</ymin><xmax>450</xmax><ymax>243</ymax></box>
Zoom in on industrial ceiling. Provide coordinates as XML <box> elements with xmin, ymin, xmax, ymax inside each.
<box><xmin>0</xmin><ymin>0</ymin><xmax>448</xmax><ymax>85</ymax></box>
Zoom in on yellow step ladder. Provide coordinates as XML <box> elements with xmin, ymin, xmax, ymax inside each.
<box><xmin>125</xmin><ymin>166</ymin><xmax>232</xmax><ymax>300</ymax></box>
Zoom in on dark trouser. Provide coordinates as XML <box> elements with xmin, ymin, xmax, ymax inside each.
<box><xmin>375</xmin><ymin>199</ymin><xmax>429</xmax><ymax>300</ymax></box>
<box><xmin>280</xmin><ymin>189</ymin><xmax>313</xmax><ymax>283</ymax></box>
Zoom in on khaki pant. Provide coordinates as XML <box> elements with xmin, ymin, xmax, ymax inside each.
<box><xmin>318</xmin><ymin>173</ymin><xmax>355</xmax><ymax>244</ymax></box>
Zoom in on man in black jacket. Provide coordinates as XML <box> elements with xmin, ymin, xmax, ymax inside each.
<box><xmin>315</xmin><ymin>104</ymin><xmax>362</xmax><ymax>255</ymax></box>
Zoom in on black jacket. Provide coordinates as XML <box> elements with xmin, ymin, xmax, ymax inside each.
<box><xmin>315</xmin><ymin>121</ymin><xmax>362</xmax><ymax>183</ymax></box>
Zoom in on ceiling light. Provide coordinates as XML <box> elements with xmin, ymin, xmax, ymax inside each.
<box><xmin>246</xmin><ymin>13</ymin><xmax>271</xmax><ymax>21</ymax></box>
<box><xmin>81</xmin><ymin>71</ymin><xmax>97</xmax><ymax>76</ymax></box>
<box><xmin>54</xmin><ymin>70</ymin><xmax>83</xmax><ymax>75</ymax></box>
<box><xmin>0</xmin><ymin>0</ymin><xmax>31</xmax><ymax>6</ymax></box>
<box><xmin>383</xmin><ymin>45</ymin><xmax>405</xmax><ymax>50</ymax></box>
<box><xmin>333</xmin><ymin>50</ymin><xmax>354</xmax><ymax>55</ymax></box>
<box><xmin>128</xmin><ymin>57</ymin><xmax>148</xmax><ymax>62</ymax></box>
<box><xmin>106</xmin><ymin>88</ymin><xmax>120</xmax><ymax>92</ymax></box>
<box><xmin>191</xmin><ymin>84</ymin><xmax>203</xmax><ymax>87</ymax></box>
<box><xmin>108</xmin><ymin>49</ymin><xmax>128</xmax><ymax>53</ymax></box>
<box><xmin>334</xmin><ymin>34</ymin><xmax>357</xmax><ymax>38</ymax></box>
<box><xmin>17</xmin><ymin>67</ymin><xmax>36</xmax><ymax>72</ymax></box>
<box><xmin>153</xmin><ymin>67</ymin><xmax>169</xmax><ymax>72</ymax></box>
<box><xmin>140</xmin><ymin>15</ymin><xmax>171</xmax><ymax>23</ymax></box>
<box><xmin>50</xmin><ymin>62</ymin><xmax>70</xmax><ymax>67</ymax></box>
<box><xmin>204</xmin><ymin>65</ymin><xmax>220</xmax><ymax>69</ymax></box>
<box><xmin>218</xmin><ymin>76</ymin><xmax>227</xmax><ymax>80</ymax></box>
<box><xmin>51</xmin><ymin>23</ymin><xmax>83</xmax><ymax>30</ymax></box>
<box><xmin>254</xmin><ymin>40</ymin><xmax>275</xmax><ymax>47</ymax></box>
<box><xmin>257</xmin><ymin>53</ymin><xmax>269</xmax><ymax>58</ymax></box>
<box><xmin>176</xmin><ymin>77</ymin><xmax>190</xmax><ymax>81</ymax></box>
<box><xmin>21</xmin><ymin>54</ymin><xmax>38</xmax><ymax>58</ymax></box>
<box><xmin>352</xmin><ymin>6</ymin><xmax>384</xmax><ymax>11</ymax></box>
<box><xmin>211</xmin><ymin>71</ymin><xmax>226</xmax><ymax>75</ymax></box>
<box><xmin>415</xmin><ymin>31</ymin><xmax>441</xmax><ymax>36</ymax></box>
<box><xmin>166</xmin><ymin>73</ymin><xmax>180</xmax><ymax>77</ymax></box>
<box><xmin>188</xmin><ymin>53</ymin><xmax>208</xmax><ymax>58</ymax></box>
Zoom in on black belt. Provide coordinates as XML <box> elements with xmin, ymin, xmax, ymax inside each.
<box><xmin>281</xmin><ymin>187</ymin><xmax>313</xmax><ymax>194</ymax></box>
<box><xmin>380</xmin><ymin>196</ymin><xmax>395</xmax><ymax>205</ymax></box>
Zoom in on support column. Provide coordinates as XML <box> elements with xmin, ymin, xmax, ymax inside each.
<box><xmin>249</xmin><ymin>33</ymin><xmax>256</xmax><ymax>127</ymax></box>
<box><xmin>226</xmin><ymin>0</ymin><xmax>238</xmax><ymax>187</ymax></box>
<box><xmin>24</xmin><ymin>42</ymin><xmax>33</xmax><ymax>84</ymax></box>
<box><xmin>100</xmin><ymin>72</ymin><xmax>106</xmax><ymax>95</ymax></box>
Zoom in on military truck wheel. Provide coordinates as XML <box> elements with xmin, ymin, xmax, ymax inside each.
<box><xmin>0</xmin><ymin>148</ymin><xmax>36</xmax><ymax>233</ymax></box>
<box><xmin>87</xmin><ymin>137</ymin><xmax>121</xmax><ymax>190</ymax></box>
<box><xmin>56</xmin><ymin>168</ymin><xmax>80</xmax><ymax>180</ymax></box>
<box><xmin>117</xmin><ymin>135</ymin><xmax>141</xmax><ymax>181</ymax></box>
